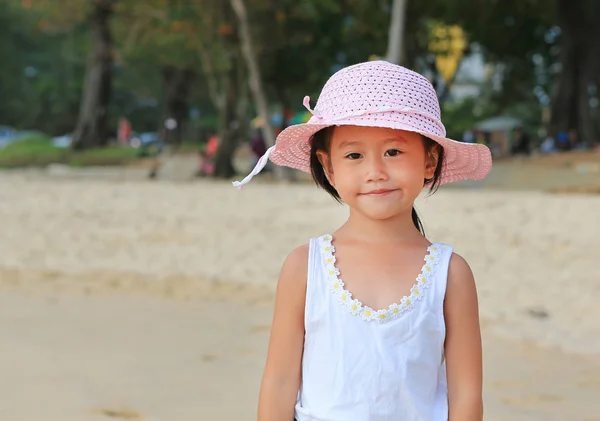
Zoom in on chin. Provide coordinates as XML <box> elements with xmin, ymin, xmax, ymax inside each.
<box><xmin>355</xmin><ymin>205</ymin><xmax>407</xmax><ymax>221</ymax></box>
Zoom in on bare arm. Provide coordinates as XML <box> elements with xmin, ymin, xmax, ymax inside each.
<box><xmin>257</xmin><ymin>244</ymin><xmax>308</xmax><ymax>421</ymax></box>
<box><xmin>444</xmin><ymin>253</ymin><xmax>484</xmax><ymax>421</ymax></box>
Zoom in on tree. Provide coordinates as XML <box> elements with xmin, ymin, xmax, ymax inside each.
<box><xmin>259</xmin><ymin>0</ymin><xmax>346</xmax><ymax>117</ymax></box>
<box><xmin>71</xmin><ymin>0</ymin><xmax>117</xmax><ymax>150</ymax></box>
<box><xmin>426</xmin><ymin>0</ymin><xmax>557</xmax><ymax>128</ymax></box>
<box><xmin>549</xmin><ymin>0</ymin><xmax>600</xmax><ymax>143</ymax></box>
<box><xmin>385</xmin><ymin>0</ymin><xmax>408</xmax><ymax>65</ymax></box>
<box><xmin>0</xmin><ymin>2</ymin><xmax>43</xmax><ymax>128</ymax></box>
<box><xmin>1</xmin><ymin>0</ymin><xmax>91</xmax><ymax>135</ymax></box>
<box><xmin>116</xmin><ymin>1</ymin><xmax>204</xmax><ymax>147</ymax></box>
<box><xmin>212</xmin><ymin>51</ymin><xmax>243</xmax><ymax>178</ymax></box>
<box><xmin>118</xmin><ymin>0</ymin><xmax>247</xmax><ymax>174</ymax></box>
<box><xmin>230</xmin><ymin>0</ymin><xmax>275</xmax><ymax>149</ymax></box>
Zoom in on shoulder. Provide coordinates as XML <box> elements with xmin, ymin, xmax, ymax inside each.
<box><xmin>281</xmin><ymin>242</ymin><xmax>310</xmax><ymax>277</ymax></box>
<box><xmin>271</xmin><ymin>243</ymin><xmax>310</xmax><ymax>326</ymax></box>
<box><xmin>445</xmin><ymin>252</ymin><xmax>478</xmax><ymax>308</ymax></box>
<box><xmin>447</xmin><ymin>252</ymin><xmax>474</xmax><ymax>282</ymax></box>
<box><xmin>276</xmin><ymin>243</ymin><xmax>310</xmax><ymax>294</ymax></box>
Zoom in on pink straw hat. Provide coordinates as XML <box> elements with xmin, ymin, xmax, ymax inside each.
<box><xmin>233</xmin><ymin>60</ymin><xmax>492</xmax><ymax>188</ymax></box>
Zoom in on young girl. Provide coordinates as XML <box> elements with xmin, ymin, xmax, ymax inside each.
<box><xmin>233</xmin><ymin>61</ymin><xmax>492</xmax><ymax>421</ymax></box>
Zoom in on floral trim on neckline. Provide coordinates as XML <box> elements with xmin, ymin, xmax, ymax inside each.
<box><xmin>318</xmin><ymin>234</ymin><xmax>442</xmax><ymax>323</ymax></box>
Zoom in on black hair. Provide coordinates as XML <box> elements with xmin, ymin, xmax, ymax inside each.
<box><xmin>309</xmin><ymin>126</ymin><xmax>445</xmax><ymax>236</ymax></box>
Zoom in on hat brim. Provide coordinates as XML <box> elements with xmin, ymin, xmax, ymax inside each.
<box><xmin>269</xmin><ymin>120</ymin><xmax>492</xmax><ymax>185</ymax></box>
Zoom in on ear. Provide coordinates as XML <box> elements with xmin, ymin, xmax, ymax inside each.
<box><xmin>424</xmin><ymin>145</ymin><xmax>440</xmax><ymax>179</ymax></box>
<box><xmin>316</xmin><ymin>149</ymin><xmax>335</xmax><ymax>186</ymax></box>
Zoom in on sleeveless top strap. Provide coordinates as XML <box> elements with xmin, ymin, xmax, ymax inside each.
<box><xmin>305</xmin><ymin>238</ymin><xmax>322</xmax><ymax>326</ymax></box>
<box><xmin>432</xmin><ymin>244</ymin><xmax>454</xmax><ymax>338</ymax></box>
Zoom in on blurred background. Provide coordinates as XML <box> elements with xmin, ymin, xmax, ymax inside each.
<box><xmin>0</xmin><ymin>1</ymin><xmax>599</xmax><ymax>420</ymax></box>
<box><xmin>1</xmin><ymin>0</ymin><xmax>599</xmax><ymax>175</ymax></box>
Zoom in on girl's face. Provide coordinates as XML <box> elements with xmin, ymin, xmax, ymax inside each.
<box><xmin>317</xmin><ymin>126</ymin><xmax>438</xmax><ymax>221</ymax></box>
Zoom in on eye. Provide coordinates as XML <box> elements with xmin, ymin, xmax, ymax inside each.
<box><xmin>385</xmin><ymin>149</ymin><xmax>402</xmax><ymax>157</ymax></box>
<box><xmin>345</xmin><ymin>153</ymin><xmax>362</xmax><ymax>160</ymax></box>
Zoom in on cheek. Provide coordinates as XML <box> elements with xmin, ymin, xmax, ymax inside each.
<box><xmin>329</xmin><ymin>160</ymin><xmax>358</xmax><ymax>188</ymax></box>
<box><xmin>391</xmin><ymin>157</ymin><xmax>427</xmax><ymax>179</ymax></box>
<box><xmin>414</xmin><ymin>151</ymin><xmax>431</xmax><ymax>177</ymax></box>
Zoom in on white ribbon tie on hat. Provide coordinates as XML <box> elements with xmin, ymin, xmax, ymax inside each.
<box><xmin>303</xmin><ymin>95</ymin><xmax>323</xmax><ymax>119</ymax></box>
<box><xmin>231</xmin><ymin>145</ymin><xmax>275</xmax><ymax>189</ymax></box>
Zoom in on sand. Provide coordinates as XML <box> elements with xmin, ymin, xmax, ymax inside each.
<box><xmin>1</xmin><ymin>172</ymin><xmax>600</xmax><ymax>420</ymax></box>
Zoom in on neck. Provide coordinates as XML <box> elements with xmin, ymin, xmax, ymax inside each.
<box><xmin>341</xmin><ymin>206</ymin><xmax>423</xmax><ymax>244</ymax></box>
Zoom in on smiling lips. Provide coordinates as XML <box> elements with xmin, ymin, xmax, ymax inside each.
<box><xmin>361</xmin><ymin>188</ymin><xmax>398</xmax><ymax>196</ymax></box>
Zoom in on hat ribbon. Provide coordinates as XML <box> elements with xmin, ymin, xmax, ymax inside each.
<box><xmin>303</xmin><ymin>95</ymin><xmax>445</xmax><ymax>135</ymax></box>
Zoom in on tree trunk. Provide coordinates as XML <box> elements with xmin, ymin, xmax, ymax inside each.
<box><xmin>213</xmin><ymin>59</ymin><xmax>240</xmax><ymax>178</ymax></box>
<box><xmin>550</xmin><ymin>0</ymin><xmax>600</xmax><ymax>144</ymax></box>
<box><xmin>230</xmin><ymin>0</ymin><xmax>276</xmax><ymax>149</ymax></box>
<box><xmin>385</xmin><ymin>0</ymin><xmax>408</xmax><ymax>65</ymax></box>
<box><xmin>71</xmin><ymin>0</ymin><xmax>115</xmax><ymax>150</ymax></box>
<box><xmin>575</xmin><ymin>30</ymin><xmax>599</xmax><ymax>144</ymax></box>
<box><xmin>159</xmin><ymin>66</ymin><xmax>195</xmax><ymax>148</ymax></box>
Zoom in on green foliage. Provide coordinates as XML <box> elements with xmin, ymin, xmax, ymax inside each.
<box><xmin>432</xmin><ymin>0</ymin><xmax>557</xmax><ymax>106</ymax></box>
<box><xmin>442</xmin><ymin>98</ymin><xmax>499</xmax><ymax>140</ymax></box>
<box><xmin>0</xmin><ymin>135</ymin><xmax>67</xmax><ymax>167</ymax></box>
<box><xmin>259</xmin><ymin>0</ymin><xmax>390</xmax><ymax>111</ymax></box>
<box><xmin>0</xmin><ymin>137</ymin><xmax>139</xmax><ymax>168</ymax></box>
<box><xmin>0</xmin><ymin>2</ymin><xmax>89</xmax><ymax>134</ymax></box>
<box><xmin>68</xmin><ymin>147</ymin><xmax>139</xmax><ymax>167</ymax></box>
<box><xmin>117</xmin><ymin>1</ymin><xmax>203</xmax><ymax>69</ymax></box>
<box><xmin>0</xmin><ymin>0</ymin><xmax>572</xmax><ymax>144</ymax></box>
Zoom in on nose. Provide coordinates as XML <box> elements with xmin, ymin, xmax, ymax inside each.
<box><xmin>365</xmin><ymin>154</ymin><xmax>389</xmax><ymax>182</ymax></box>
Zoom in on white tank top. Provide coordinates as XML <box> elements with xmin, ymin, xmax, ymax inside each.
<box><xmin>295</xmin><ymin>234</ymin><xmax>454</xmax><ymax>421</ymax></box>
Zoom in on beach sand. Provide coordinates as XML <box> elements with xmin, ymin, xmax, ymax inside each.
<box><xmin>1</xmin><ymin>172</ymin><xmax>599</xmax><ymax>420</ymax></box>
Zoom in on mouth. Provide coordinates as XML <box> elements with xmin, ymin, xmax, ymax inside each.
<box><xmin>361</xmin><ymin>189</ymin><xmax>398</xmax><ymax>196</ymax></box>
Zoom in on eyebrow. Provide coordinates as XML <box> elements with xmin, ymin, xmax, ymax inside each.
<box><xmin>337</xmin><ymin>137</ymin><xmax>406</xmax><ymax>149</ymax></box>
<box><xmin>338</xmin><ymin>140</ymin><xmax>359</xmax><ymax>149</ymax></box>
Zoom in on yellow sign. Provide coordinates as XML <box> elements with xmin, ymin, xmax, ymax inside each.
<box><xmin>428</xmin><ymin>23</ymin><xmax>466</xmax><ymax>83</ymax></box>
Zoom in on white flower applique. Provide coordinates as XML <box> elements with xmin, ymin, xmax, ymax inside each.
<box><xmin>410</xmin><ymin>285</ymin><xmax>423</xmax><ymax>301</ymax></box>
<box><xmin>338</xmin><ymin>290</ymin><xmax>352</xmax><ymax>305</ymax></box>
<box><xmin>375</xmin><ymin>309</ymin><xmax>389</xmax><ymax>323</ymax></box>
<box><xmin>416</xmin><ymin>274</ymin><xmax>429</xmax><ymax>288</ymax></box>
<box><xmin>360</xmin><ymin>307</ymin><xmax>376</xmax><ymax>321</ymax></box>
<box><xmin>389</xmin><ymin>303</ymin><xmax>403</xmax><ymax>317</ymax></box>
<box><xmin>319</xmin><ymin>235</ymin><xmax>442</xmax><ymax>323</ymax></box>
<box><xmin>348</xmin><ymin>299</ymin><xmax>362</xmax><ymax>315</ymax></box>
